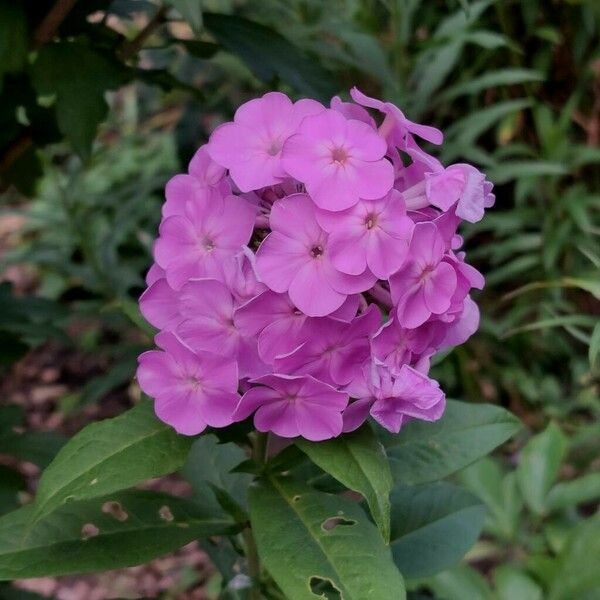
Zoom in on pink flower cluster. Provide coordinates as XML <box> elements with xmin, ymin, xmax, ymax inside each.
<box><xmin>137</xmin><ymin>89</ymin><xmax>493</xmax><ymax>441</ymax></box>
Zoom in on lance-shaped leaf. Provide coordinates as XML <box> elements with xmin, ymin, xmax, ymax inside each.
<box><xmin>380</xmin><ymin>400</ymin><xmax>521</xmax><ymax>485</ymax></box>
<box><xmin>32</xmin><ymin>402</ymin><xmax>193</xmax><ymax>521</ymax></box>
<box><xmin>296</xmin><ymin>425</ymin><xmax>393</xmax><ymax>542</ymax></box>
<box><xmin>516</xmin><ymin>422</ymin><xmax>567</xmax><ymax>516</ymax></box>
<box><xmin>389</xmin><ymin>482</ymin><xmax>486</xmax><ymax>578</ymax></box>
<box><xmin>0</xmin><ymin>490</ymin><xmax>235</xmax><ymax>580</ymax></box>
<box><xmin>249</xmin><ymin>476</ymin><xmax>406</xmax><ymax>600</ymax></box>
<box><xmin>203</xmin><ymin>13</ymin><xmax>337</xmax><ymax>102</ymax></box>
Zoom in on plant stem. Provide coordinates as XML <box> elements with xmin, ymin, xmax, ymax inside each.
<box><xmin>242</xmin><ymin>527</ymin><xmax>262</xmax><ymax>600</ymax></box>
<box><xmin>119</xmin><ymin>6</ymin><xmax>168</xmax><ymax>61</ymax></box>
<box><xmin>32</xmin><ymin>0</ymin><xmax>79</xmax><ymax>49</ymax></box>
<box><xmin>243</xmin><ymin>431</ymin><xmax>268</xmax><ymax>599</ymax></box>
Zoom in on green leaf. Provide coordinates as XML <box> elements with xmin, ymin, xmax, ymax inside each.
<box><xmin>494</xmin><ymin>566</ymin><xmax>543</xmax><ymax>600</ymax></box>
<box><xmin>444</xmin><ymin>99</ymin><xmax>532</xmax><ymax>145</ymax></box>
<box><xmin>389</xmin><ymin>482</ymin><xmax>485</xmax><ymax>578</ymax></box>
<box><xmin>516</xmin><ymin>422</ymin><xmax>568</xmax><ymax>516</ymax></box>
<box><xmin>0</xmin><ymin>583</ymin><xmax>52</xmax><ymax>600</ymax></box>
<box><xmin>31</xmin><ymin>41</ymin><xmax>123</xmax><ymax>160</ymax></box>
<box><xmin>487</xmin><ymin>160</ymin><xmax>568</xmax><ymax>184</ymax></box>
<box><xmin>249</xmin><ymin>476</ymin><xmax>406</xmax><ymax>600</ymax></box>
<box><xmin>438</xmin><ymin>68</ymin><xmax>544</xmax><ymax>103</ymax></box>
<box><xmin>381</xmin><ymin>400</ymin><xmax>521</xmax><ymax>485</ymax></box>
<box><xmin>463</xmin><ymin>30</ymin><xmax>516</xmax><ymax>50</ymax></box>
<box><xmin>0</xmin><ymin>466</ymin><xmax>25</xmax><ymax>515</ymax></box>
<box><xmin>0</xmin><ymin>1</ymin><xmax>28</xmax><ymax>81</ymax></box>
<box><xmin>203</xmin><ymin>13</ymin><xmax>337</xmax><ymax>101</ymax></box>
<box><xmin>546</xmin><ymin>472</ymin><xmax>600</xmax><ymax>512</ymax></box>
<box><xmin>548</xmin><ymin>516</ymin><xmax>600</xmax><ymax>600</ymax></box>
<box><xmin>296</xmin><ymin>425</ymin><xmax>393</xmax><ymax>542</ymax></box>
<box><xmin>181</xmin><ymin>434</ymin><xmax>251</xmax><ymax>519</ymax></box>
<box><xmin>0</xmin><ymin>404</ymin><xmax>66</xmax><ymax>468</ymax></box>
<box><xmin>31</xmin><ymin>402</ymin><xmax>193</xmax><ymax>522</ymax></box>
<box><xmin>459</xmin><ymin>458</ymin><xmax>522</xmax><ymax>540</ymax></box>
<box><xmin>0</xmin><ymin>490</ymin><xmax>234</xmax><ymax>580</ymax></box>
<box><xmin>589</xmin><ymin>322</ymin><xmax>600</xmax><ymax>371</ymax></box>
<box><xmin>426</xmin><ymin>565</ymin><xmax>493</xmax><ymax>600</ymax></box>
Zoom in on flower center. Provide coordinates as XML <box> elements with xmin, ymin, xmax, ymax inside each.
<box><xmin>418</xmin><ymin>265</ymin><xmax>435</xmax><ymax>284</ymax></box>
<box><xmin>186</xmin><ymin>376</ymin><xmax>203</xmax><ymax>391</ymax></box>
<box><xmin>202</xmin><ymin>237</ymin><xmax>215</xmax><ymax>252</ymax></box>
<box><xmin>365</xmin><ymin>213</ymin><xmax>378</xmax><ymax>230</ymax></box>
<box><xmin>266</xmin><ymin>138</ymin><xmax>282</xmax><ymax>156</ymax></box>
<box><xmin>310</xmin><ymin>245</ymin><xmax>324</xmax><ymax>259</ymax></box>
<box><xmin>330</xmin><ymin>146</ymin><xmax>349</xmax><ymax>165</ymax></box>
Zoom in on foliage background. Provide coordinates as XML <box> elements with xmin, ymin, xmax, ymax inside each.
<box><xmin>0</xmin><ymin>0</ymin><xmax>599</xmax><ymax>598</ymax></box>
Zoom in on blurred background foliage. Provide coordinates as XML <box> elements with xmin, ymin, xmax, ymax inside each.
<box><xmin>0</xmin><ymin>0</ymin><xmax>599</xmax><ymax>598</ymax></box>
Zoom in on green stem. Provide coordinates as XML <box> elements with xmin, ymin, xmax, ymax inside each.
<box><xmin>243</xmin><ymin>431</ymin><xmax>268</xmax><ymax>599</ymax></box>
<box><xmin>242</xmin><ymin>527</ymin><xmax>262</xmax><ymax>600</ymax></box>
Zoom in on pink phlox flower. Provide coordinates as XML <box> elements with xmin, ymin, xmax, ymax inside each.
<box><xmin>177</xmin><ymin>278</ymin><xmax>267</xmax><ymax>378</ymax></box>
<box><xmin>163</xmin><ymin>146</ymin><xmax>229</xmax><ymax>218</ymax></box>
<box><xmin>350</xmin><ymin>87</ymin><xmax>443</xmax><ymax>147</ymax></box>
<box><xmin>371</xmin><ymin>317</ymin><xmax>440</xmax><ymax>374</ymax></box>
<box><xmin>343</xmin><ymin>362</ymin><xmax>445</xmax><ymax>434</ymax></box>
<box><xmin>222</xmin><ymin>249</ymin><xmax>267</xmax><ymax>304</ymax></box>
<box><xmin>426</xmin><ymin>163</ymin><xmax>495</xmax><ymax>223</ymax></box>
<box><xmin>281</xmin><ymin>109</ymin><xmax>394</xmax><ymax>211</ymax></box>
<box><xmin>207</xmin><ymin>92</ymin><xmax>324</xmax><ymax>192</ymax></box>
<box><xmin>400</xmin><ymin>152</ymin><xmax>494</xmax><ymax>223</ymax></box>
<box><xmin>154</xmin><ymin>190</ymin><xmax>256</xmax><ymax>290</ymax></box>
<box><xmin>137</xmin><ymin>332</ymin><xmax>240</xmax><ymax>435</ymax></box>
<box><xmin>390</xmin><ymin>221</ymin><xmax>458</xmax><ymax>328</ymax></box>
<box><xmin>235</xmin><ymin>292</ymin><xmax>359</xmax><ymax>365</ymax></box>
<box><xmin>316</xmin><ymin>189</ymin><xmax>414</xmax><ymax>279</ymax></box>
<box><xmin>233</xmin><ymin>374</ymin><xmax>349</xmax><ymax>441</ymax></box>
<box><xmin>273</xmin><ymin>305</ymin><xmax>381</xmax><ymax>386</ymax></box>
<box><xmin>255</xmin><ymin>193</ymin><xmax>376</xmax><ymax>317</ymax></box>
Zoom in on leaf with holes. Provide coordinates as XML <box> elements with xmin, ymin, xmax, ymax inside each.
<box><xmin>380</xmin><ymin>400</ymin><xmax>521</xmax><ymax>485</ymax></box>
<box><xmin>296</xmin><ymin>425</ymin><xmax>393</xmax><ymax>542</ymax></box>
<box><xmin>249</xmin><ymin>476</ymin><xmax>405</xmax><ymax>600</ymax></box>
<box><xmin>31</xmin><ymin>402</ymin><xmax>193</xmax><ymax>522</ymax></box>
<box><xmin>0</xmin><ymin>490</ymin><xmax>235</xmax><ymax>580</ymax></box>
<box><xmin>389</xmin><ymin>482</ymin><xmax>486</xmax><ymax>578</ymax></box>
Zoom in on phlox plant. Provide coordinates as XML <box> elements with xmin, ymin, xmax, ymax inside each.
<box><xmin>0</xmin><ymin>89</ymin><xmax>521</xmax><ymax>600</ymax></box>
<box><xmin>138</xmin><ymin>88</ymin><xmax>492</xmax><ymax>443</ymax></box>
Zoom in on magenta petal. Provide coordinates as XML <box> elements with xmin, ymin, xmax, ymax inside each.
<box><xmin>268</xmin><ymin>193</ymin><xmax>321</xmax><ymax>243</ymax></box>
<box><xmin>254</xmin><ymin>401</ymin><xmax>299</xmax><ymax>438</ymax></box>
<box><xmin>139</xmin><ymin>279</ymin><xmax>180</xmax><ymax>330</ymax></box>
<box><xmin>234</xmin><ymin>387</ymin><xmax>281</xmax><ymax>421</ymax></box>
<box><xmin>154</xmin><ymin>394</ymin><xmax>208</xmax><ymax>436</ymax></box>
<box><xmin>398</xmin><ymin>286</ymin><xmax>431</xmax><ymax>329</ymax></box>
<box><xmin>423</xmin><ymin>262</ymin><xmax>457</xmax><ymax>315</ymax></box>
<box><xmin>355</xmin><ymin>159</ymin><xmax>394</xmax><ymax>200</ymax></box>
<box><xmin>289</xmin><ymin>261</ymin><xmax>346</xmax><ymax>317</ymax></box>
<box><xmin>370</xmin><ymin>400</ymin><xmax>405</xmax><ymax>434</ymax></box>
<box><xmin>199</xmin><ymin>390</ymin><xmax>240</xmax><ymax>428</ymax></box>
<box><xmin>342</xmin><ymin>399</ymin><xmax>372</xmax><ymax>433</ymax></box>
<box><xmin>294</xmin><ymin>403</ymin><xmax>343</xmax><ymax>441</ymax></box>
<box><xmin>328</xmin><ymin>228</ymin><xmax>368</xmax><ymax>275</ymax></box>
<box><xmin>256</xmin><ymin>232</ymin><xmax>309</xmax><ymax>293</ymax></box>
